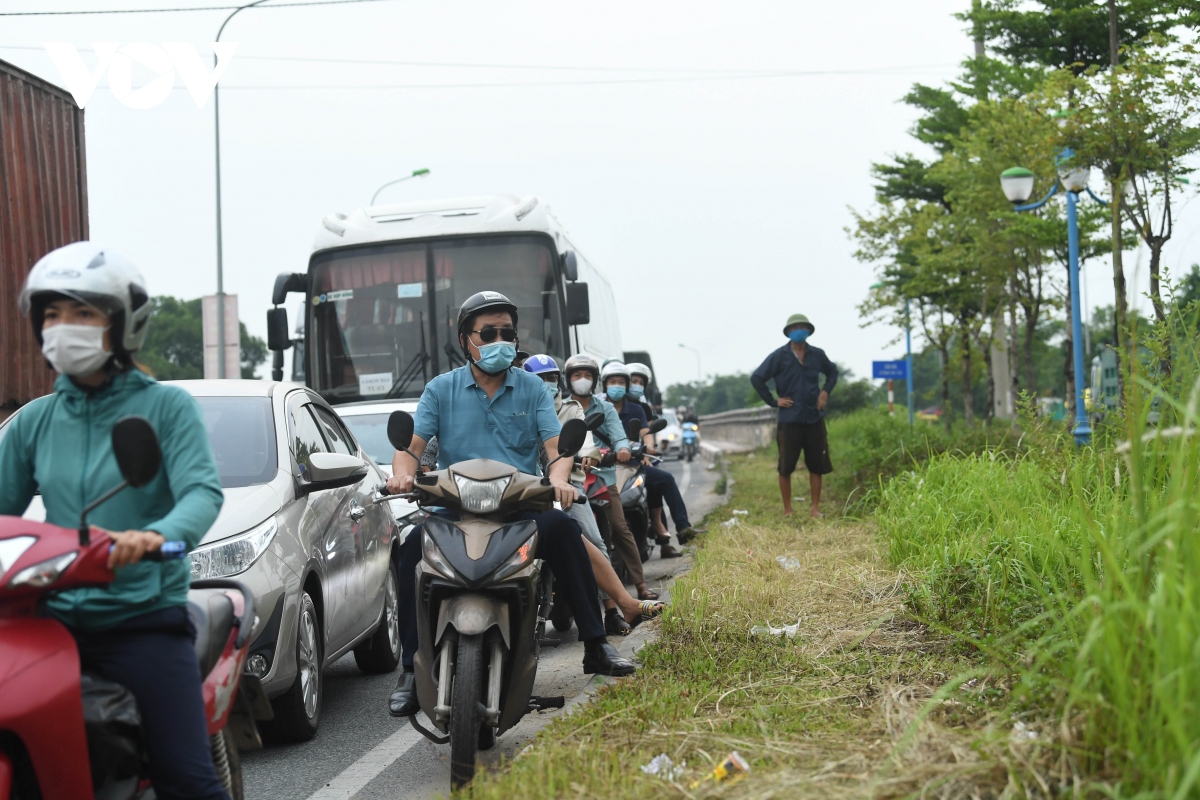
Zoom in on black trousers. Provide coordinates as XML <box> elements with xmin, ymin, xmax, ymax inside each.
<box><xmin>69</xmin><ymin>607</ymin><xmax>231</xmax><ymax>800</ymax></box>
<box><xmin>398</xmin><ymin>507</ymin><xmax>605</xmax><ymax>667</ymax></box>
<box><xmin>643</xmin><ymin>464</ymin><xmax>691</xmax><ymax>532</ymax></box>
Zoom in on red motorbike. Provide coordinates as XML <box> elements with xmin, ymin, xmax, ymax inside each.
<box><xmin>0</xmin><ymin>417</ymin><xmax>271</xmax><ymax>800</ymax></box>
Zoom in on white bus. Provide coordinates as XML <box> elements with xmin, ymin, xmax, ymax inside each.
<box><xmin>267</xmin><ymin>195</ymin><xmax>622</xmax><ymax>404</ymax></box>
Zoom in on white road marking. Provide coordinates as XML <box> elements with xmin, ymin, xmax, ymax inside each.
<box><xmin>679</xmin><ymin>460</ymin><xmax>691</xmax><ymax>497</ymax></box>
<box><xmin>304</xmin><ymin>722</ymin><xmax>426</xmax><ymax>800</ymax></box>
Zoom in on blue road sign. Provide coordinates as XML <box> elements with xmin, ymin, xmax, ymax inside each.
<box><xmin>872</xmin><ymin>360</ymin><xmax>908</xmax><ymax>380</ymax></box>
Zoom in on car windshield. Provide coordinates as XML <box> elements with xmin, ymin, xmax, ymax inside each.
<box><xmin>338</xmin><ymin>413</ymin><xmax>393</xmax><ymax>465</ymax></box>
<box><xmin>661</xmin><ymin>409</ymin><xmax>679</xmax><ymax>427</ymax></box>
<box><xmin>196</xmin><ymin>396</ymin><xmax>278</xmax><ymax>488</ymax></box>
<box><xmin>307</xmin><ymin>234</ymin><xmax>566</xmax><ymax>403</ymax></box>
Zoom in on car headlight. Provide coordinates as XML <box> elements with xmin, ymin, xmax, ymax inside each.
<box><xmin>666</xmin><ymin>434</ymin><xmax>676</xmax><ymax>441</ymax></box>
<box><xmin>452</xmin><ymin>474</ymin><xmax>511</xmax><ymax>514</ymax></box>
<box><xmin>0</xmin><ymin>535</ymin><xmax>37</xmax><ymax>576</ymax></box>
<box><xmin>10</xmin><ymin>552</ymin><xmax>76</xmax><ymax>588</ymax></box>
<box><xmin>422</xmin><ymin>529</ymin><xmax>457</xmax><ymax>580</ymax></box>
<box><xmin>190</xmin><ymin>518</ymin><xmax>278</xmax><ymax>580</ymax></box>
<box><xmin>494</xmin><ymin>533</ymin><xmax>538</xmax><ymax>581</ymax></box>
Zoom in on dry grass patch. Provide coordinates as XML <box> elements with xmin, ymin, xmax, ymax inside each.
<box><xmin>459</xmin><ymin>454</ymin><xmax>1010</xmax><ymax>800</ymax></box>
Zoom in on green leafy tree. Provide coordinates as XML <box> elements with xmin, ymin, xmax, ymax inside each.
<box><xmin>139</xmin><ymin>296</ymin><xmax>268</xmax><ymax>380</ymax></box>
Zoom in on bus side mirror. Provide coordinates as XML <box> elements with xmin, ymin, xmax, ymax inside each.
<box><xmin>566</xmin><ymin>282</ymin><xmax>590</xmax><ymax>326</ymax></box>
<box><xmin>267</xmin><ymin>308</ymin><xmax>292</xmax><ymax>351</ymax></box>
<box><xmin>272</xmin><ymin>272</ymin><xmax>308</xmax><ymax>306</ymax></box>
<box><xmin>562</xmin><ymin>250</ymin><xmax>578</xmax><ymax>282</ymax></box>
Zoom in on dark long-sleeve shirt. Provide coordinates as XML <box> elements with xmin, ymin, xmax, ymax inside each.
<box><xmin>751</xmin><ymin>343</ymin><xmax>839</xmax><ymax>424</ymax></box>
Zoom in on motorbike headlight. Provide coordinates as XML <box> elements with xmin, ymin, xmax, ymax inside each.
<box><xmin>494</xmin><ymin>533</ymin><xmax>538</xmax><ymax>581</ymax></box>
<box><xmin>422</xmin><ymin>529</ymin><xmax>458</xmax><ymax>580</ymax></box>
<box><xmin>190</xmin><ymin>518</ymin><xmax>278</xmax><ymax>580</ymax></box>
<box><xmin>0</xmin><ymin>536</ymin><xmax>37</xmax><ymax>576</ymax></box>
<box><xmin>452</xmin><ymin>474</ymin><xmax>511</xmax><ymax>514</ymax></box>
<box><xmin>9</xmin><ymin>551</ymin><xmax>76</xmax><ymax>588</ymax></box>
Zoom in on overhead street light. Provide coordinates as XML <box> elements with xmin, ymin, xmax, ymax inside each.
<box><xmin>372</xmin><ymin>168</ymin><xmax>431</xmax><ymax>205</ymax></box>
<box><xmin>1001</xmin><ymin>145</ymin><xmax>1108</xmax><ymax>446</ymax></box>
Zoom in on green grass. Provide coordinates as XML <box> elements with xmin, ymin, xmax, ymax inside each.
<box><xmin>458</xmin><ymin>448</ymin><xmax>978</xmax><ymax>799</ymax></box>
<box><xmin>875</xmin><ymin>399</ymin><xmax>1200</xmax><ymax>796</ymax></box>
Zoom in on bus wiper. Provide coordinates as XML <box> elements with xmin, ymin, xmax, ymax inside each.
<box><xmin>386</xmin><ymin>314</ymin><xmax>431</xmax><ymax>399</ymax></box>
<box><xmin>443</xmin><ymin>342</ymin><xmax>466</xmax><ymax>369</ymax></box>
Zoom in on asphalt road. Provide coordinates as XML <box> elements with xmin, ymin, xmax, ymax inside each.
<box><xmin>242</xmin><ymin>455</ymin><xmax>722</xmax><ymax>800</ymax></box>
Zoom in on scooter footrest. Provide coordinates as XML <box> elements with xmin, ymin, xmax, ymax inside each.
<box><xmin>537</xmin><ymin>637</ymin><xmax>562</xmax><ymax>648</ymax></box>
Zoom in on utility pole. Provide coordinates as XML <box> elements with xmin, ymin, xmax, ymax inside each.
<box><xmin>1108</xmin><ymin>0</ymin><xmax>1128</xmax><ymax>407</ymax></box>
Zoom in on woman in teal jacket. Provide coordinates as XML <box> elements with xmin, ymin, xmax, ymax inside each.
<box><xmin>0</xmin><ymin>243</ymin><xmax>229</xmax><ymax>800</ymax></box>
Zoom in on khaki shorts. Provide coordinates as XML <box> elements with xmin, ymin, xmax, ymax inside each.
<box><xmin>777</xmin><ymin>420</ymin><xmax>833</xmax><ymax>476</ymax></box>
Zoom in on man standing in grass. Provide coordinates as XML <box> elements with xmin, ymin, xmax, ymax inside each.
<box><xmin>750</xmin><ymin>313</ymin><xmax>838</xmax><ymax>518</ymax></box>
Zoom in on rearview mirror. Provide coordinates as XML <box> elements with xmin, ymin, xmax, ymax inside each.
<box><xmin>558</xmin><ymin>418</ymin><xmax>587</xmax><ymax>457</ymax></box>
<box><xmin>624</xmin><ymin>418</ymin><xmax>643</xmax><ymax>442</ymax></box>
<box><xmin>387</xmin><ymin>411</ymin><xmax>415</xmax><ymax>451</ymax></box>
<box><xmin>303</xmin><ymin>452</ymin><xmax>369</xmax><ymax>493</ymax></box>
<box><xmin>267</xmin><ymin>307</ymin><xmax>291</xmax><ymax>352</ymax></box>
<box><xmin>648</xmin><ymin>418</ymin><xmax>668</xmax><ymax>435</ymax></box>
<box><xmin>565</xmin><ymin>282</ymin><xmax>590</xmax><ymax>326</ymax></box>
<box><xmin>562</xmin><ymin>250</ymin><xmax>579</xmax><ymax>282</ymax></box>
<box><xmin>583</xmin><ymin>407</ymin><xmax>605</xmax><ymax>432</ymax></box>
<box><xmin>112</xmin><ymin>416</ymin><xmax>162</xmax><ymax>488</ymax></box>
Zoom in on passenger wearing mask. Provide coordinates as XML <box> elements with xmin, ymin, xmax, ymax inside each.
<box><xmin>625</xmin><ymin>362</ymin><xmax>680</xmax><ymax>558</ymax></box>
<box><xmin>563</xmin><ymin>354</ymin><xmax>661</xmax><ymax>602</ymax></box>
<box><xmin>750</xmin><ymin>313</ymin><xmax>838</xmax><ymax>518</ymax></box>
<box><xmin>601</xmin><ymin>363</ymin><xmax>704</xmax><ymax>548</ymax></box>
<box><xmin>386</xmin><ymin>293</ymin><xmax>635</xmax><ymax>718</ymax></box>
<box><xmin>524</xmin><ymin>355</ymin><xmax>664</xmax><ymax>635</ymax></box>
<box><xmin>0</xmin><ymin>243</ymin><xmax>229</xmax><ymax>800</ymax></box>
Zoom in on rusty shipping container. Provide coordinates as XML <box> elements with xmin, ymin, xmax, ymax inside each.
<box><xmin>0</xmin><ymin>58</ymin><xmax>88</xmax><ymax>414</ymax></box>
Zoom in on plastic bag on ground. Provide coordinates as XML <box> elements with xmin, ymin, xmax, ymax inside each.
<box><xmin>775</xmin><ymin>555</ymin><xmax>800</xmax><ymax>570</ymax></box>
<box><xmin>750</xmin><ymin>618</ymin><xmax>801</xmax><ymax>638</ymax></box>
<box><xmin>640</xmin><ymin>753</ymin><xmax>686</xmax><ymax>781</ymax></box>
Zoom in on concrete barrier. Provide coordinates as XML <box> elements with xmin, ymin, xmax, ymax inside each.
<box><xmin>698</xmin><ymin>406</ymin><xmax>777</xmax><ymax>453</ymax></box>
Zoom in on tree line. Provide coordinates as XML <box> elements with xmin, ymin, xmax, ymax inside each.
<box><xmin>853</xmin><ymin>0</ymin><xmax>1200</xmax><ymax>430</ymax></box>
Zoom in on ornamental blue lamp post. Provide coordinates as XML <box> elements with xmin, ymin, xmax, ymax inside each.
<box><xmin>1001</xmin><ymin>154</ymin><xmax>1107</xmax><ymax>446</ymax></box>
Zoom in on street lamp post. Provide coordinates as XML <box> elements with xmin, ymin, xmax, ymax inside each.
<box><xmin>371</xmin><ymin>168</ymin><xmax>431</xmax><ymax>205</ymax></box>
<box><xmin>677</xmin><ymin>343</ymin><xmax>701</xmax><ymax>383</ymax></box>
<box><xmin>1001</xmin><ymin>153</ymin><xmax>1107</xmax><ymax>446</ymax></box>
<box><xmin>871</xmin><ymin>282</ymin><xmax>915</xmax><ymax>427</ymax></box>
<box><xmin>213</xmin><ymin>0</ymin><xmax>272</xmax><ymax>378</ymax></box>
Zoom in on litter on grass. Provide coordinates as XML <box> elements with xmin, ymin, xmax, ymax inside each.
<box><xmin>640</xmin><ymin>753</ymin><xmax>686</xmax><ymax>781</ymax></box>
<box><xmin>690</xmin><ymin>751</ymin><xmax>750</xmax><ymax>789</ymax></box>
<box><xmin>775</xmin><ymin>555</ymin><xmax>800</xmax><ymax>570</ymax></box>
<box><xmin>719</xmin><ymin>517</ymin><xmax>741</xmax><ymax>528</ymax></box>
<box><xmin>732</xmin><ymin>509</ymin><xmax>749</xmax><ymax>516</ymax></box>
<box><xmin>750</xmin><ymin>618</ymin><xmax>801</xmax><ymax>638</ymax></box>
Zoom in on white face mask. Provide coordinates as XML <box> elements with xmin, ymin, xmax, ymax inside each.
<box><xmin>42</xmin><ymin>324</ymin><xmax>112</xmax><ymax>376</ymax></box>
<box><xmin>571</xmin><ymin>377</ymin><xmax>594</xmax><ymax>396</ymax></box>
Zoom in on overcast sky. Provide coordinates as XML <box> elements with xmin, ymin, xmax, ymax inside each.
<box><xmin>4</xmin><ymin>0</ymin><xmax>1196</xmax><ymax>389</ymax></box>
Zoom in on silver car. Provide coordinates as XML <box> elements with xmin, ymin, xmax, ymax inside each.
<box><xmin>0</xmin><ymin>380</ymin><xmax>403</xmax><ymax>743</ymax></box>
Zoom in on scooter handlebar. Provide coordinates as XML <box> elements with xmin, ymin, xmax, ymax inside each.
<box><xmin>109</xmin><ymin>540</ymin><xmax>189</xmax><ymax>561</ymax></box>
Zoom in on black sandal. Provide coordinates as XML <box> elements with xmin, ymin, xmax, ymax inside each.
<box><xmin>605</xmin><ymin>606</ymin><xmax>632</xmax><ymax>636</ymax></box>
<box><xmin>638</xmin><ymin>587</ymin><xmax>660</xmax><ymax>601</ymax></box>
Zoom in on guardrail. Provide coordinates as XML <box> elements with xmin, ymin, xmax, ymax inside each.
<box><xmin>698</xmin><ymin>406</ymin><xmax>777</xmax><ymax>450</ymax></box>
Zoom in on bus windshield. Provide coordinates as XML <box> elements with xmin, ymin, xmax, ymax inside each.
<box><xmin>307</xmin><ymin>234</ymin><xmax>566</xmax><ymax>403</ymax></box>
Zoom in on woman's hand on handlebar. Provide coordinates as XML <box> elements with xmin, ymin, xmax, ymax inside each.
<box><xmin>107</xmin><ymin>530</ymin><xmax>165</xmax><ymax>569</ymax></box>
<box><xmin>580</xmin><ymin>456</ymin><xmax>598</xmax><ymax>469</ymax></box>
<box><xmin>385</xmin><ymin>473</ymin><xmax>415</xmax><ymax>495</ymax></box>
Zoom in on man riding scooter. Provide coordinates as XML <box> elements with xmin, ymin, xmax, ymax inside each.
<box><xmin>387</xmin><ymin>293</ymin><xmax>636</xmax><ymax>717</ymax></box>
<box><xmin>0</xmin><ymin>243</ymin><xmax>231</xmax><ymax>800</ymax></box>
<box><xmin>563</xmin><ymin>355</ymin><xmax>662</xmax><ymax>602</ymax></box>
<box><xmin>601</xmin><ymin>363</ymin><xmax>704</xmax><ymax>551</ymax></box>
<box><xmin>524</xmin><ymin>355</ymin><xmax>664</xmax><ymax>636</ymax></box>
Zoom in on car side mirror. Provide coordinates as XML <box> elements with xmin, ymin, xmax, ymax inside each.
<box><xmin>267</xmin><ymin>307</ymin><xmax>291</xmax><ymax>352</ymax></box>
<box><xmin>302</xmin><ymin>452</ymin><xmax>369</xmax><ymax>493</ymax></box>
<box><xmin>648</xmin><ymin>418</ymin><xmax>668</xmax><ymax>435</ymax></box>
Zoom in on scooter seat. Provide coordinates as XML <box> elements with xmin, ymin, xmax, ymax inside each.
<box><xmin>188</xmin><ymin>588</ymin><xmax>235</xmax><ymax>677</ymax></box>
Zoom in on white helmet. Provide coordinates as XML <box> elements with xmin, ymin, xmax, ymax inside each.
<box><xmin>19</xmin><ymin>242</ymin><xmax>152</xmax><ymax>354</ymax></box>
<box><xmin>626</xmin><ymin>362</ymin><xmax>652</xmax><ymax>383</ymax></box>
<box><xmin>563</xmin><ymin>353</ymin><xmax>600</xmax><ymax>383</ymax></box>
<box><xmin>600</xmin><ymin>361</ymin><xmax>630</xmax><ymax>387</ymax></box>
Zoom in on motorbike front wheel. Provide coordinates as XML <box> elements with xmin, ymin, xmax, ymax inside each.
<box><xmin>450</xmin><ymin>634</ymin><xmax>485</xmax><ymax>788</ymax></box>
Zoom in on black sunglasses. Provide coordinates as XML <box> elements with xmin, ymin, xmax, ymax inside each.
<box><xmin>470</xmin><ymin>325</ymin><xmax>518</xmax><ymax>344</ymax></box>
